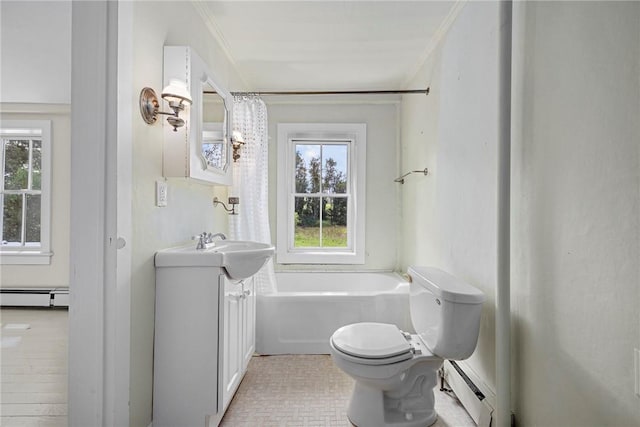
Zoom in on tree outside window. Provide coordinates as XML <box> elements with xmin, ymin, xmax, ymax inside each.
<box><xmin>2</xmin><ymin>138</ymin><xmax>42</xmax><ymax>246</ymax></box>
<box><xmin>277</xmin><ymin>123</ymin><xmax>366</xmax><ymax>265</ymax></box>
<box><xmin>293</xmin><ymin>143</ymin><xmax>348</xmax><ymax>248</ymax></box>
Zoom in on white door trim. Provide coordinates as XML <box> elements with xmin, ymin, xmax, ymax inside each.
<box><xmin>113</xmin><ymin>1</ymin><xmax>133</xmax><ymax>426</ymax></box>
<box><xmin>69</xmin><ymin>1</ymin><xmax>131</xmax><ymax>425</ymax></box>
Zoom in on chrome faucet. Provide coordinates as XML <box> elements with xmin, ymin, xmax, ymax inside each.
<box><xmin>195</xmin><ymin>232</ymin><xmax>227</xmax><ymax>250</ymax></box>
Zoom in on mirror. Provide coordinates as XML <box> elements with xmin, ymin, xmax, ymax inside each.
<box><xmin>163</xmin><ymin>46</ymin><xmax>234</xmax><ymax>185</ymax></box>
<box><xmin>201</xmin><ymin>81</ymin><xmax>229</xmax><ymax>172</ymax></box>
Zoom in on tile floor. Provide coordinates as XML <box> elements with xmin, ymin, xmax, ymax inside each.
<box><xmin>0</xmin><ymin>308</ymin><xmax>476</xmax><ymax>427</ymax></box>
<box><xmin>0</xmin><ymin>308</ymin><xmax>68</xmax><ymax>427</ymax></box>
<box><xmin>221</xmin><ymin>355</ymin><xmax>476</xmax><ymax>427</ymax></box>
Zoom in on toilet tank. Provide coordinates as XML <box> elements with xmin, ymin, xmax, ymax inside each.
<box><xmin>408</xmin><ymin>266</ymin><xmax>485</xmax><ymax>360</ymax></box>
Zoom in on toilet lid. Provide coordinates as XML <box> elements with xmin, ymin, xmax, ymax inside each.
<box><xmin>331</xmin><ymin>322</ymin><xmax>411</xmax><ymax>359</ymax></box>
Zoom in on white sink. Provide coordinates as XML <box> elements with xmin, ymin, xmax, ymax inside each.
<box><xmin>214</xmin><ymin>240</ymin><xmax>275</xmax><ymax>280</ymax></box>
<box><xmin>155</xmin><ymin>240</ymin><xmax>275</xmax><ymax>280</ymax></box>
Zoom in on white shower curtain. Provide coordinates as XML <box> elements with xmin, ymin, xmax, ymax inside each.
<box><xmin>230</xmin><ymin>95</ymin><xmax>277</xmax><ymax>294</ymax></box>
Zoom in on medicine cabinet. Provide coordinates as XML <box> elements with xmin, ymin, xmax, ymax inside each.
<box><xmin>163</xmin><ymin>46</ymin><xmax>233</xmax><ymax>185</ymax></box>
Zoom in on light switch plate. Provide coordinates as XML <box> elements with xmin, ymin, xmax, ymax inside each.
<box><xmin>156</xmin><ymin>181</ymin><xmax>168</xmax><ymax>207</ymax></box>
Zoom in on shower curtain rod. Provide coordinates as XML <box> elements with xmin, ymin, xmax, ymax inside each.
<box><xmin>204</xmin><ymin>88</ymin><xmax>429</xmax><ymax>96</ymax></box>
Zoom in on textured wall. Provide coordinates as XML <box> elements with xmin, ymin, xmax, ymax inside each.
<box><xmin>400</xmin><ymin>1</ymin><xmax>500</xmax><ymax>393</ymax></box>
<box><xmin>511</xmin><ymin>2</ymin><xmax>640</xmax><ymax>425</ymax></box>
<box><xmin>266</xmin><ymin>100</ymin><xmax>400</xmax><ymax>271</ymax></box>
<box><xmin>129</xmin><ymin>2</ymin><xmax>243</xmax><ymax>425</ymax></box>
<box><xmin>401</xmin><ymin>1</ymin><xmax>640</xmax><ymax>426</ymax></box>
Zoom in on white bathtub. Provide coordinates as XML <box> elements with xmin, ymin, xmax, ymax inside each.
<box><xmin>256</xmin><ymin>271</ymin><xmax>411</xmax><ymax>354</ymax></box>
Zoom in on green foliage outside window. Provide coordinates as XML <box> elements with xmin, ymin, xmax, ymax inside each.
<box><xmin>294</xmin><ymin>144</ymin><xmax>348</xmax><ymax>247</ymax></box>
<box><xmin>2</xmin><ymin>139</ymin><xmax>42</xmax><ymax>245</ymax></box>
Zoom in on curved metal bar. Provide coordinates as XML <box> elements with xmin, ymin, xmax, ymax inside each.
<box><xmin>394</xmin><ymin>168</ymin><xmax>429</xmax><ymax>184</ymax></box>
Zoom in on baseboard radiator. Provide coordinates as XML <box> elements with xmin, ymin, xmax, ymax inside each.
<box><xmin>441</xmin><ymin>360</ymin><xmax>495</xmax><ymax>427</ymax></box>
<box><xmin>0</xmin><ymin>288</ymin><xmax>69</xmax><ymax>307</ymax></box>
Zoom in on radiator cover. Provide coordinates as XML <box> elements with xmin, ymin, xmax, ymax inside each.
<box><xmin>0</xmin><ymin>288</ymin><xmax>69</xmax><ymax>307</ymax></box>
<box><xmin>442</xmin><ymin>360</ymin><xmax>495</xmax><ymax>427</ymax></box>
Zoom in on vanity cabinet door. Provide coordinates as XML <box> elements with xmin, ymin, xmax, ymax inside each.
<box><xmin>242</xmin><ymin>277</ymin><xmax>256</xmax><ymax>370</ymax></box>
<box><xmin>219</xmin><ymin>275</ymin><xmax>258</xmax><ymax>416</ymax></box>
<box><xmin>222</xmin><ymin>278</ymin><xmax>243</xmax><ymax>410</ymax></box>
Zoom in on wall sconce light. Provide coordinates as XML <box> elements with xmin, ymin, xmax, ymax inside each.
<box><xmin>140</xmin><ymin>79</ymin><xmax>192</xmax><ymax>131</ymax></box>
<box><xmin>213</xmin><ymin>196</ymin><xmax>239</xmax><ymax>215</ymax></box>
<box><xmin>231</xmin><ymin>130</ymin><xmax>245</xmax><ymax>162</ymax></box>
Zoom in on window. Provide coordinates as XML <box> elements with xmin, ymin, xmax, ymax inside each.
<box><xmin>277</xmin><ymin>123</ymin><xmax>366</xmax><ymax>264</ymax></box>
<box><xmin>0</xmin><ymin>120</ymin><xmax>52</xmax><ymax>264</ymax></box>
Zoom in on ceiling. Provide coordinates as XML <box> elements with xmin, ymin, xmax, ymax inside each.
<box><xmin>195</xmin><ymin>1</ymin><xmax>459</xmax><ymax>91</ymax></box>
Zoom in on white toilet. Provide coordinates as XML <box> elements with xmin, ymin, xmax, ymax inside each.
<box><xmin>329</xmin><ymin>266</ymin><xmax>485</xmax><ymax>427</ymax></box>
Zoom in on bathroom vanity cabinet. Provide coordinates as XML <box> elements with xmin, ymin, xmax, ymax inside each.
<box><xmin>153</xmin><ymin>260</ymin><xmax>256</xmax><ymax>427</ymax></box>
<box><xmin>221</xmin><ymin>275</ymin><xmax>255</xmax><ymax>409</ymax></box>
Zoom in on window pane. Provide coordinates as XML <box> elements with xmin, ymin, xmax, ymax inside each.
<box><xmin>2</xmin><ymin>194</ymin><xmax>23</xmax><ymax>245</ymax></box>
<box><xmin>32</xmin><ymin>140</ymin><xmax>42</xmax><ymax>190</ymax></box>
<box><xmin>202</xmin><ymin>141</ymin><xmax>225</xmax><ymax>169</ymax></box>
<box><xmin>322</xmin><ymin>144</ymin><xmax>348</xmax><ymax>194</ymax></box>
<box><xmin>322</xmin><ymin>197</ymin><xmax>348</xmax><ymax>247</ymax></box>
<box><xmin>4</xmin><ymin>140</ymin><xmax>30</xmax><ymax>190</ymax></box>
<box><xmin>25</xmin><ymin>194</ymin><xmax>41</xmax><ymax>244</ymax></box>
<box><xmin>295</xmin><ymin>144</ymin><xmax>320</xmax><ymax>194</ymax></box>
<box><xmin>294</xmin><ymin>196</ymin><xmax>320</xmax><ymax>247</ymax></box>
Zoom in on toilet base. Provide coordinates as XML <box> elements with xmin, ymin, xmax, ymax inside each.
<box><xmin>347</xmin><ymin>379</ymin><xmax>438</xmax><ymax>427</ymax></box>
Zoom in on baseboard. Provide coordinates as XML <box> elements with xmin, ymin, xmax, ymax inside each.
<box><xmin>442</xmin><ymin>360</ymin><xmax>495</xmax><ymax>427</ymax></box>
<box><xmin>0</xmin><ymin>288</ymin><xmax>69</xmax><ymax>307</ymax></box>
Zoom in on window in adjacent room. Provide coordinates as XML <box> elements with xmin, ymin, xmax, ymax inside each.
<box><xmin>0</xmin><ymin>120</ymin><xmax>52</xmax><ymax>264</ymax></box>
<box><xmin>277</xmin><ymin>123</ymin><xmax>366</xmax><ymax>264</ymax></box>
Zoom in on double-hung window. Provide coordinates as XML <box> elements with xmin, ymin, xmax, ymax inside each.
<box><xmin>277</xmin><ymin>123</ymin><xmax>366</xmax><ymax>264</ymax></box>
<box><xmin>0</xmin><ymin>120</ymin><xmax>52</xmax><ymax>264</ymax></box>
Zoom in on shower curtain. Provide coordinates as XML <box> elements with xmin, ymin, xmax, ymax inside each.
<box><xmin>230</xmin><ymin>95</ymin><xmax>277</xmax><ymax>294</ymax></box>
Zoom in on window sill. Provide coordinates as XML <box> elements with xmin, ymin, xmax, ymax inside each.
<box><xmin>277</xmin><ymin>250</ymin><xmax>364</xmax><ymax>265</ymax></box>
<box><xmin>0</xmin><ymin>251</ymin><xmax>53</xmax><ymax>265</ymax></box>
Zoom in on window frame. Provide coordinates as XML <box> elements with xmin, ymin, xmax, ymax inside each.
<box><xmin>0</xmin><ymin>120</ymin><xmax>52</xmax><ymax>264</ymax></box>
<box><xmin>277</xmin><ymin>123</ymin><xmax>366</xmax><ymax>264</ymax></box>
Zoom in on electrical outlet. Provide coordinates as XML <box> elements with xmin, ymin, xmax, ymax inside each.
<box><xmin>635</xmin><ymin>348</ymin><xmax>640</xmax><ymax>398</ymax></box>
<box><xmin>156</xmin><ymin>181</ymin><xmax>168</xmax><ymax>207</ymax></box>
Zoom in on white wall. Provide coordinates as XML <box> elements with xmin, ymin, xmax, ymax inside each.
<box><xmin>0</xmin><ymin>105</ymin><xmax>71</xmax><ymax>288</ymax></box>
<box><xmin>401</xmin><ymin>1</ymin><xmax>640</xmax><ymax>426</ymax></box>
<box><xmin>400</xmin><ymin>1</ymin><xmax>499</xmax><ymax>392</ymax></box>
<box><xmin>128</xmin><ymin>2</ymin><xmax>243</xmax><ymax>426</ymax></box>
<box><xmin>511</xmin><ymin>2</ymin><xmax>640</xmax><ymax>425</ymax></box>
<box><xmin>0</xmin><ymin>1</ymin><xmax>71</xmax><ymax>104</ymax></box>
<box><xmin>0</xmin><ymin>0</ymin><xmax>71</xmax><ymax>288</ymax></box>
<box><xmin>267</xmin><ymin>100</ymin><xmax>400</xmax><ymax>271</ymax></box>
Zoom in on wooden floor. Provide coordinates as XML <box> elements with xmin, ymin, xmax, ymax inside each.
<box><xmin>0</xmin><ymin>308</ymin><xmax>68</xmax><ymax>427</ymax></box>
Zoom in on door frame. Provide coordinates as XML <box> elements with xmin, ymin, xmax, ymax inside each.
<box><xmin>69</xmin><ymin>1</ymin><xmax>132</xmax><ymax>425</ymax></box>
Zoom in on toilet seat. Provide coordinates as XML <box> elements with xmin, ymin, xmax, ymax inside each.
<box><xmin>331</xmin><ymin>323</ymin><xmax>415</xmax><ymax>365</ymax></box>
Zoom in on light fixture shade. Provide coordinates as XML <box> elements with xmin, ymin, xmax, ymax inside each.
<box><xmin>161</xmin><ymin>79</ymin><xmax>192</xmax><ymax>104</ymax></box>
<box><xmin>232</xmin><ymin>130</ymin><xmax>245</xmax><ymax>144</ymax></box>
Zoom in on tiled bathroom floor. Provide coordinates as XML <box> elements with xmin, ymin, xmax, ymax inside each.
<box><xmin>221</xmin><ymin>354</ymin><xmax>476</xmax><ymax>427</ymax></box>
<box><xmin>0</xmin><ymin>308</ymin><xmax>475</xmax><ymax>427</ymax></box>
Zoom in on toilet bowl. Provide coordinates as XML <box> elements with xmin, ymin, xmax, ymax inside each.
<box><xmin>329</xmin><ymin>267</ymin><xmax>485</xmax><ymax>427</ymax></box>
